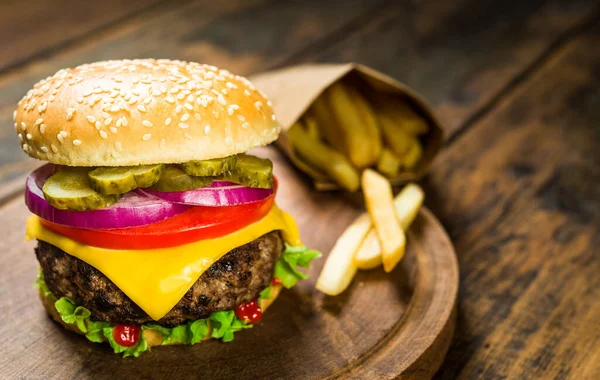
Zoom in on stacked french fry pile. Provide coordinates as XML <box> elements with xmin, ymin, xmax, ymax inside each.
<box><xmin>293</xmin><ymin>80</ymin><xmax>430</xmax><ymax>295</ymax></box>
<box><xmin>289</xmin><ymin>80</ymin><xmax>429</xmax><ymax>191</ymax></box>
<box><xmin>316</xmin><ymin>179</ymin><xmax>424</xmax><ymax>295</ymax></box>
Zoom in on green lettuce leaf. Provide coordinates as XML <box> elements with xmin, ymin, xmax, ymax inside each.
<box><xmin>85</xmin><ymin>320</ymin><xmax>110</xmax><ymax>343</ymax></box>
<box><xmin>103</xmin><ymin>326</ymin><xmax>149</xmax><ymax>358</ymax></box>
<box><xmin>209</xmin><ymin>311</ymin><xmax>251</xmax><ymax>342</ymax></box>
<box><xmin>54</xmin><ymin>298</ymin><xmax>77</xmax><ymax>324</ymax></box>
<box><xmin>188</xmin><ymin>319</ymin><xmax>210</xmax><ymax>344</ymax></box>
<box><xmin>274</xmin><ymin>244</ymin><xmax>322</xmax><ymax>288</ymax></box>
<box><xmin>34</xmin><ymin>270</ymin><xmax>54</xmax><ymax>300</ymax></box>
<box><xmin>259</xmin><ymin>285</ymin><xmax>272</xmax><ymax>301</ymax></box>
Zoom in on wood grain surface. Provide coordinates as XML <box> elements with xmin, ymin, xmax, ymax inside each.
<box><xmin>0</xmin><ymin>0</ymin><xmax>599</xmax><ymax>378</ymax></box>
<box><xmin>0</xmin><ymin>148</ymin><xmax>458</xmax><ymax>379</ymax></box>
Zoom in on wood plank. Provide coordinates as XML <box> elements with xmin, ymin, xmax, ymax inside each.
<box><xmin>0</xmin><ymin>0</ymin><xmax>163</xmax><ymax>72</ymax></box>
<box><xmin>424</xmin><ymin>19</ymin><xmax>600</xmax><ymax>379</ymax></box>
<box><xmin>0</xmin><ymin>0</ymin><xmax>385</xmax><ymax>186</ymax></box>
<box><xmin>295</xmin><ymin>0</ymin><xmax>599</xmax><ymax>137</ymax></box>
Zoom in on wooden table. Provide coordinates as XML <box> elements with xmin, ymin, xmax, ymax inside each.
<box><xmin>0</xmin><ymin>1</ymin><xmax>598</xmax><ymax>378</ymax></box>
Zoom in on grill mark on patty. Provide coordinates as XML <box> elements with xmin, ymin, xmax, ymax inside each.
<box><xmin>35</xmin><ymin>231</ymin><xmax>283</xmax><ymax>326</ymax></box>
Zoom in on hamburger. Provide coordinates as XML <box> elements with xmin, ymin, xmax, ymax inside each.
<box><xmin>15</xmin><ymin>59</ymin><xmax>320</xmax><ymax>357</ymax></box>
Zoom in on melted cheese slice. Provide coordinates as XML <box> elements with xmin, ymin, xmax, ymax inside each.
<box><xmin>26</xmin><ymin>205</ymin><xmax>301</xmax><ymax>320</ymax></box>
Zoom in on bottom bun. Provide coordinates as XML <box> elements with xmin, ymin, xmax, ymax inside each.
<box><xmin>40</xmin><ymin>285</ymin><xmax>282</xmax><ymax>348</ymax></box>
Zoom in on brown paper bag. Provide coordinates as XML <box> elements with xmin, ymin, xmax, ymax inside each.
<box><xmin>250</xmin><ymin>63</ymin><xmax>444</xmax><ymax>190</ymax></box>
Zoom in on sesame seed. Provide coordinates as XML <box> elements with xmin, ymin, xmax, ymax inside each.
<box><xmin>110</xmin><ymin>105</ymin><xmax>120</xmax><ymax>112</ymax></box>
<box><xmin>185</xmin><ymin>133</ymin><xmax>193</xmax><ymax>140</ymax></box>
<box><xmin>187</xmin><ymin>94</ymin><xmax>195</xmax><ymax>103</ymax></box>
<box><xmin>142</xmin><ymin>120</ymin><xmax>153</xmax><ymax>127</ymax></box>
<box><xmin>221</xmin><ymin>89</ymin><xmax>228</xmax><ymax>95</ymax></box>
<box><xmin>104</xmin><ymin>117</ymin><xmax>112</xmax><ymax>125</ymax></box>
<box><xmin>228</xmin><ymin>106</ymin><xmax>235</xmax><ymax>116</ymax></box>
<box><xmin>73</xmin><ymin>139</ymin><xmax>82</xmax><ymax>146</ymax></box>
<box><xmin>95</xmin><ymin>121</ymin><xmax>102</xmax><ymax>130</ymax></box>
<box><xmin>51</xmin><ymin>145</ymin><xmax>58</xmax><ymax>153</ymax></box>
<box><xmin>77</xmin><ymin>97</ymin><xmax>84</xmax><ymax>103</ymax></box>
<box><xmin>132</xmin><ymin>89</ymin><xmax>140</xmax><ymax>96</ymax></box>
<box><xmin>204</xmin><ymin>125</ymin><xmax>211</xmax><ymax>135</ymax></box>
<box><xmin>115</xmin><ymin>142</ymin><xmax>122</xmax><ymax>151</ymax></box>
<box><xmin>83</xmin><ymin>89</ymin><xmax>92</xmax><ymax>97</ymax></box>
<box><xmin>18</xmin><ymin>133</ymin><xmax>23</xmax><ymax>142</ymax></box>
<box><xmin>217</xmin><ymin>94</ymin><xmax>226</xmax><ymax>105</ymax></box>
<box><xmin>57</xmin><ymin>134</ymin><xmax>64</xmax><ymax>144</ymax></box>
<box><xmin>121</xmin><ymin>117</ymin><xmax>128</xmax><ymax>127</ymax></box>
<box><xmin>137</xmin><ymin>105</ymin><xmax>147</xmax><ymax>113</ymax></box>
<box><xmin>60</xmin><ymin>131</ymin><xmax>67</xmax><ymax>137</ymax></box>
<box><xmin>165</xmin><ymin>96</ymin><xmax>175</xmax><ymax>104</ymax></box>
<box><xmin>35</xmin><ymin>118</ymin><xmax>43</xmax><ymax>125</ymax></box>
<box><xmin>87</xmin><ymin>116</ymin><xmax>96</xmax><ymax>124</ymax></box>
<box><xmin>181</xmin><ymin>114</ymin><xmax>190</xmax><ymax>122</ymax></box>
<box><xmin>110</xmin><ymin>127</ymin><xmax>118</xmax><ymax>134</ymax></box>
<box><xmin>179</xmin><ymin>123</ymin><xmax>189</xmax><ymax>129</ymax></box>
<box><xmin>242</xmin><ymin>122</ymin><xmax>250</xmax><ymax>129</ymax></box>
<box><xmin>175</xmin><ymin>105</ymin><xmax>183</xmax><ymax>114</ymax></box>
<box><xmin>184</xmin><ymin>103</ymin><xmax>193</xmax><ymax>110</ymax></box>
<box><xmin>272</xmin><ymin>114</ymin><xmax>277</xmax><ymax>121</ymax></box>
<box><xmin>144</xmin><ymin>97</ymin><xmax>152</xmax><ymax>105</ymax></box>
<box><xmin>99</xmin><ymin>131</ymin><xmax>108</xmax><ymax>139</ymax></box>
<box><xmin>237</xmin><ymin>115</ymin><xmax>245</xmax><ymax>122</ymax></box>
<box><xmin>165</xmin><ymin>117</ymin><xmax>172</xmax><ymax>126</ymax></box>
<box><xmin>267</xmin><ymin>100</ymin><xmax>273</xmax><ymax>107</ymax></box>
<box><xmin>116</xmin><ymin>119</ymin><xmax>122</xmax><ymax>127</ymax></box>
<box><xmin>254</xmin><ymin>101</ymin><xmax>262</xmax><ymax>109</ymax></box>
<box><xmin>226</xmin><ymin>82</ymin><xmax>238</xmax><ymax>89</ymax></box>
<box><xmin>20</xmin><ymin>122</ymin><xmax>26</xmax><ymax>131</ymax></box>
<box><xmin>244</xmin><ymin>89</ymin><xmax>251</xmax><ymax>96</ymax></box>
<box><xmin>142</xmin><ymin>133</ymin><xmax>152</xmax><ymax>141</ymax></box>
<box><xmin>177</xmin><ymin>93</ymin><xmax>185</xmax><ymax>100</ymax></box>
<box><xmin>13</xmin><ymin>110</ymin><xmax>17</xmax><ymax>121</ymax></box>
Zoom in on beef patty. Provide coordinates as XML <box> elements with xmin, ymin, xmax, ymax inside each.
<box><xmin>36</xmin><ymin>231</ymin><xmax>283</xmax><ymax>326</ymax></box>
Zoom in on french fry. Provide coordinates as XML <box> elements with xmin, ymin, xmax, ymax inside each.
<box><xmin>349</xmin><ymin>85</ymin><xmax>382</xmax><ymax>164</ymax></box>
<box><xmin>326</xmin><ymin>83</ymin><xmax>380</xmax><ymax>169</ymax></box>
<box><xmin>392</xmin><ymin>102</ymin><xmax>429</xmax><ymax>136</ymax></box>
<box><xmin>303</xmin><ymin>115</ymin><xmax>320</xmax><ymax>141</ymax></box>
<box><xmin>369</xmin><ymin>92</ymin><xmax>430</xmax><ymax>136</ymax></box>
<box><xmin>310</xmin><ymin>97</ymin><xmax>346</xmax><ymax>153</ymax></box>
<box><xmin>377</xmin><ymin>112</ymin><xmax>414</xmax><ymax>157</ymax></box>
<box><xmin>402</xmin><ymin>139</ymin><xmax>423</xmax><ymax>170</ymax></box>
<box><xmin>288</xmin><ymin>123</ymin><xmax>360</xmax><ymax>191</ymax></box>
<box><xmin>355</xmin><ymin>184</ymin><xmax>425</xmax><ymax>269</ymax></box>
<box><xmin>361</xmin><ymin>170</ymin><xmax>406</xmax><ymax>272</ymax></box>
<box><xmin>316</xmin><ymin>213</ymin><xmax>372</xmax><ymax>296</ymax></box>
<box><xmin>376</xmin><ymin>148</ymin><xmax>402</xmax><ymax>178</ymax></box>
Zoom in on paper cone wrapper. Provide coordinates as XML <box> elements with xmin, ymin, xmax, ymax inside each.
<box><xmin>250</xmin><ymin>63</ymin><xmax>444</xmax><ymax>190</ymax></box>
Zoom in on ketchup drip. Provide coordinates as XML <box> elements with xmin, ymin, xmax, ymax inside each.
<box><xmin>271</xmin><ymin>277</ymin><xmax>282</xmax><ymax>286</ymax></box>
<box><xmin>113</xmin><ymin>325</ymin><xmax>141</xmax><ymax>347</ymax></box>
<box><xmin>235</xmin><ymin>300</ymin><xmax>262</xmax><ymax>324</ymax></box>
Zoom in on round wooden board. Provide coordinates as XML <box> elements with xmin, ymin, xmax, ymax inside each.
<box><xmin>0</xmin><ymin>151</ymin><xmax>458</xmax><ymax>380</ymax></box>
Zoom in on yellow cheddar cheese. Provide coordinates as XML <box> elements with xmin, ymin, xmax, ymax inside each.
<box><xmin>26</xmin><ymin>205</ymin><xmax>301</xmax><ymax>320</ymax></box>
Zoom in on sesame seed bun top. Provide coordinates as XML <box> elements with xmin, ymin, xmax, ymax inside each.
<box><xmin>13</xmin><ymin>59</ymin><xmax>280</xmax><ymax>166</ymax></box>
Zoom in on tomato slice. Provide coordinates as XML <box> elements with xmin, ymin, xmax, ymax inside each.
<box><xmin>41</xmin><ymin>196</ymin><xmax>274</xmax><ymax>250</ymax></box>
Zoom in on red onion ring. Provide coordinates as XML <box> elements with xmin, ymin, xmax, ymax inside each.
<box><xmin>140</xmin><ymin>179</ymin><xmax>276</xmax><ymax>207</ymax></box>
<box><xmin>25</xmin><ymin>164</ymin><xmax>188</xmax><ymax>229</ymax></box>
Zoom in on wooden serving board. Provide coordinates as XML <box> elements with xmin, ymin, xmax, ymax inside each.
<box><xmin>0</xmin><ymin>148</ymin><xmax>458</xmax><ymax>380</ymax></box>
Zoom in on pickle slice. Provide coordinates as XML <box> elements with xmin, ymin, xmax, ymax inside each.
<box><xmin>150</xmin><ymin>165</ymin><xmax>213</xmax><ymax>192</ymax></box>
<box><xmin>181</xmin><ymin>155</ymin><xmax>238</xmax><ymax>177</ymax></box>
<box><xmin>88</xmin><ymin>164</ymin><xmax>164</xmax><ymax>195</ymax></box>
<box><xmin>43</xmin><ymin>168</ymin><xmax>122</xmax><ymax>211</ymax></box>
<box><xmin>221</xmin><ymin>154</ymin><xmax>273</xmax><ymax>189</ymax></box>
